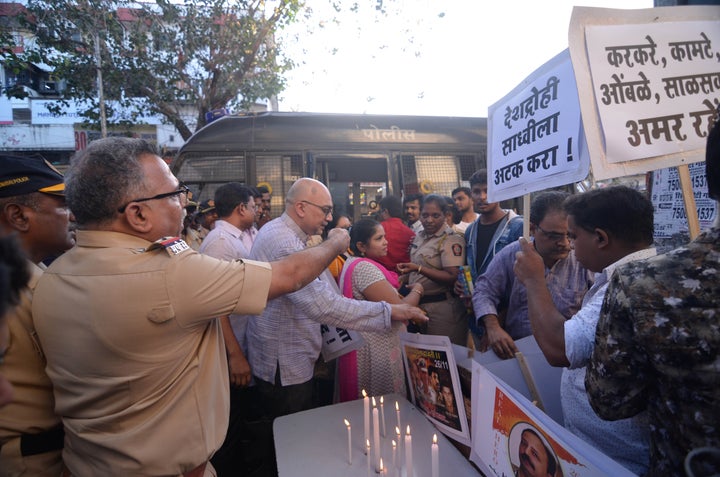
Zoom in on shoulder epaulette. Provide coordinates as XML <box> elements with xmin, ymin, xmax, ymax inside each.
<box><xmin>147</xmin><ymin>236</ymin><xmax>191</xmax><ymax>256</ymax></box>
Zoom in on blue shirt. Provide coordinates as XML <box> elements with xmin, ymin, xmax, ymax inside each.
<box><xmin>247</xmin><ymin>213</ymin><xmax>391</xmax><ymax>386</ymax></box>
<box><xmin>472</xmin><ymin>240</ymin><xmax>593</xmax><ymax>339</ymax></box>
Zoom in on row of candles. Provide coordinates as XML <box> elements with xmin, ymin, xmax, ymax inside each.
<box><xmin>343</xmin><ymin>390</ymin><xmax>440</xmax><ymax>476</ymax></box>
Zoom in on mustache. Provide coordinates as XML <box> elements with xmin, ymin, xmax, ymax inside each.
<box><xmin>521</xmin><ymin>453</ymin><xmax>535</xmax><ymax>470</ymax></box>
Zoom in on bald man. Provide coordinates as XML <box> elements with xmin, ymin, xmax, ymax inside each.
<box><xmin>247</xmin><ymin>178</ymin><xmax>425</xmax><ymax>418</ymax></box>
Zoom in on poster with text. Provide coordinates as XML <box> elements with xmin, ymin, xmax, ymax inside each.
<box><xmin>569</xmin><ymin>5</ymin><xmax>720</xmax><ymax>180</ymax></box>
<box><xmin>651</xmin><ymin>162</ymin><xmax>717</xmax><ymax>239</ymax></box>
<box><xmin>470</xmin><ymin>363</ymin><xmax>635</xmax><ymax>477</ymax></box>
<box><xmin>487</xmin><ymin>49</ymin><xmax>590</xmax><ymax>203</ymax></box>
<box><xmin>400</xmin><ymin>332</ymin><xmax>470</xmax><ymax>445</ymax></box>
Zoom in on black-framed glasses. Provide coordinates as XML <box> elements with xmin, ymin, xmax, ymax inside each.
<box><xmin>535</xmin><ymin>224</ymin><xmax>571</xmax><ymax>242</ymax></box>
<box><xmin>300</xmin><ymin>200</ymin><xmax>333</xmax><ymax>216</ymax></box>
<box><xmin>118</xmin><ymin>184</ymin><xmax>190</xmax><ymax>213</ymax></box>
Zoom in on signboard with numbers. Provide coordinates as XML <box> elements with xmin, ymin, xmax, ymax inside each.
<box><xmin>651</xmin><ymin>162</ymin><xmax>717</xmax><ymax>239</ymax></box>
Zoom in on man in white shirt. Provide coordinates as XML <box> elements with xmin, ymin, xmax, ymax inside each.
<box><xmin>514</xmin><ymin>185</ymin><xmax>655</xmax><ymax>475</ymax></box>
<box><xmin>198</xmin><ymin>182</ymin><xmax>260</xmax><ymax>476</ymax></box>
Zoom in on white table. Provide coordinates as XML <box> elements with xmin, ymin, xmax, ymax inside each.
<box><xmin>274</xmin><ymin>393</ymin><xmax>481</xmax><ymax>477</ymax></box>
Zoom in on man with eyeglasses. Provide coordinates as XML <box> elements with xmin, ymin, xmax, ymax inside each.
<box><xmin>247</xmin><ymin>178</ymin><xmax>427</xmax><ymax>433</ymax></box>
<box><xmin>471</xmin><ymin>191</ymin><xmax>593</xmax><ymax>359</ymax></box>
<box><xmin>30</xmin><ymin>138</ymin><xmax>407</xmax><ymax>476</ymax></box>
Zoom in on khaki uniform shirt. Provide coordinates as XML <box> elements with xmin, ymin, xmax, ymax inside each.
<box><xmin>408</xmin><ymin>225</ymin><xmax>466</xmax><ymax>295</ymax></box>
<box><xmin>0</xmin><ymin>262</ymin><xmax>63</xmax><ymax>477</ymax></box>
<box><xmin>32</xmin><ymin>230</ymin><xmax>272</xmax><ymax>476</ymax></box>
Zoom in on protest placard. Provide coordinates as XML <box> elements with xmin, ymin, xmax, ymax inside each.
<box><xmin>320</xmin><ymin>325</ymin><xmax>364</xmax><ymax>361</ymax></box>
<box><xmin>470</xmin><ymin>362</ymin><xmax>636</xmax><ymax>477</ymax></box>
<box><xmin>487</xmin><ymin>49</ymin><xmax>590</xmax><ymax>203</ymax></box>
<box><xmin>400</xmin><ymin>332</ymin><xmax>470</xmax><ymax>445</ymax></box>
<box><xmin>569</xmin><ymin>5</ymin><xmax>720</xmax><ymax>180</ymax></box>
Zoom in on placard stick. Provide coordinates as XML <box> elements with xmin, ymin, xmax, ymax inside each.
<box><xmin>677</xmin><ymin>164</ymin><xmax>700</xmax><ymax>240</ymax></box>
<box><xmin>522</xmin><ymin>194</ymin><xmax>531</xmax><ymax>239</ymax></box>
<box><xmin>515</xmin><ymin>351</ymin><xmax>545</xmax><ymax>412</ymax></box>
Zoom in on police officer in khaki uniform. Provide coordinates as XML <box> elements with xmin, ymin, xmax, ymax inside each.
<box><xmin>0</xmin><ymin>156</ymin><xmax>75</xmax><ymax>477</ymax></box>
<box><xmin>30</xmin><ymin>138</ymin><xmax>358</xmax><ymax>477</ymax></box>
<box><xmin>398</xmin><ymin>194</ymin><xmax>467</xmax><ymax>345</ymax></box>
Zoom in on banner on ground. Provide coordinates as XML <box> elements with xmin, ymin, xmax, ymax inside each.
<box><xmin>470</xmin><ymin>363</ymin><xmax>635</xmax><ymax>477</ymax></box>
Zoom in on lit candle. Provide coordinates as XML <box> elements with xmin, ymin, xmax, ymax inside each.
<box><xmin>405</xmin><ymin>425</ymin><xmax>413</xmax><ymax>477</ymax></box>
<box><xmin>395</xmin><ymin>426</ymin><xmax>402</xmax><ymax>468</ymax></box>
<box><xmin>380</xmin><ymin>457</ymin><xmax>385</xmax><ymax>474</ymax></box>
<box><xmin>366</xmin><ymin>439</ymin><xmax>371</xmax><ymax>477</ymax></box>
<box><xmin>380</xmin><ymin>396</ymin><xmax>386</xmax><ymax>437</ymax></box>
<box><xmin>372</xmin><ymin>397</ymin><xmax>380</xmax><ymax>472</ymax></box>
<box><xmin>431</xmin><ymin>433</ymin><xmax>439</xmax><ymax>477</ymax></box>
<box><xmin>391</xmin><ymin>440</ymin><xmax>397</xmax><ymax>477</ymax></box>
<box><xmin>395</xmin><ymin>401</ymin><xmax>401</xmax><ymax>432</ymax></box>
<box><xmin>344</xmin><ymin>419</ymin><xmax>352</xmax><ymax>465</ymax></box>
<box><xmin>363</xmin><ymin>390</ymin><xmax>369</xmax><ymax>455</ymax></box>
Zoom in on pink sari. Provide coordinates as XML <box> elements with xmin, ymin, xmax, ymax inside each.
<box><xmin>336</xmin><ymin>257</ymin><xmax>399</xmax><ymax>402</ymax></box>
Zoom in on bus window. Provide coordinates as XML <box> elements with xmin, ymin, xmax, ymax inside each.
<box><xmin>172</xmin><ymin>112</ymin><xmax>488</xmax><ymax>215</ymax></box>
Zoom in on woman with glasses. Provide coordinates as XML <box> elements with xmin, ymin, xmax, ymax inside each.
<box><xmin>398</xmin><ymin>194</ymin><xmax>468</xmax><ymax>346</ymax></box>
<box><xmin>336</xmin><ymin>219</ymin><xmax>424</xmax><ymax>401</ymax></box>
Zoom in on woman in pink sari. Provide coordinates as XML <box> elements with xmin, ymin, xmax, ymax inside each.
<box><xmin>336</xmin><ymin>219</ymin><xmax>424</xmax><ymax>401</ymax></box>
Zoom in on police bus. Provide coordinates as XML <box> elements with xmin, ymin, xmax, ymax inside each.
<box><xmin>171</xmin><ymin>112</ymin><xmax>488</xmax><ymax>221</ymax></box>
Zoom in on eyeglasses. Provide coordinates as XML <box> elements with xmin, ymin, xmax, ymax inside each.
<box><xmin>535</xmin><ymin>224</ymin><xmax>572</xmax><ymax>242</ymax></box>
<box><xmin>300</xmin><ymin>200</ymin><xmax>333</xmax><ymax>216</ymax></box>
<box><xmin>118</xmin><ymin>184</ymin><xmax>190</xmax><ymax>213</ymax></box>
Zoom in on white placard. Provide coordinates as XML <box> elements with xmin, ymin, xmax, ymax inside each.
<box><xmin>487</xmin><ymin>49</ymin><xmax>590</xmax><ymax>203</ymax></box>
<box><xmin>569</xmin><ymin>5</ymin><xmax>720</xmax><ymax>180</ymax></box>
<box><xmin>320</xmin><ymin>325</ymin><xmax>365</xmax><ymax>362</ymax></box>
<box><xmin>400</xmin><ymin>332</ymin><xmax>470</xmax><ymax>445</ymax></box>
<box><xmin>470</xmin><ymin>363</ymin><xmax>635</xmax><ymax>477</ymax></box>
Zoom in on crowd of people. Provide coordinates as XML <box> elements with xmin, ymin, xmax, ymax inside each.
<box><xmin>0</xmin><ymin>112</ymin><xmax>717</xmax><ymax>477</ymax></box>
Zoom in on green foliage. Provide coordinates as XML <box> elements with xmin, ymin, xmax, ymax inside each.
<box><xmin>19</xmin><ymin>0</ymin><xmax>304</xmax><ymax>139</ymax></box>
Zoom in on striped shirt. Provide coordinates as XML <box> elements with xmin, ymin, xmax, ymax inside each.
<box><xmin>247</xmin><ymin>213</ymin><xmax>391</xmax><ymax>386</ymax></box>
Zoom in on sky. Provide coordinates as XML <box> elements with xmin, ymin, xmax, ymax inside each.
<box><xmin>277</xmin><ymin>0</ymin><xmax>653</xmax><ymax>117</ymax></box>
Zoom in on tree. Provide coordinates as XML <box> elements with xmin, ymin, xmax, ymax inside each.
<box><xmin>19</xmin><ymin>0</ymin><xmax>304</xmax><ymax>140</ymax></box>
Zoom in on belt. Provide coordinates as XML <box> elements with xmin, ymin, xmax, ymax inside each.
<box><xmin>19</xmin><ymin>426</ymin><xmax>64</xmax><ymax>457</ymax></box>
<box><xmin>419</xmin><ymin>293</ymin><xmax>449</xmax><ymax>305</ymax></box>
<box><xmin>61</xmin><ymin>461</ymin><xmax>208</xmax><ymax>477</ymax></box>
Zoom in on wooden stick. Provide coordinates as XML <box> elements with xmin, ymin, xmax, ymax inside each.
<box><xmin>522</xmin><ymin>194</ymin><xmax>531</xmax><ymax>239</ymax></box>
<box><xmin>677</xmin><ymin>164</ymin><xmax>700</xmax><ymax>240</ymax></box>
<box><xmin>515</xmin><ymin>351</ymin><xmax>545</xmax><ymax>411</ymax></box>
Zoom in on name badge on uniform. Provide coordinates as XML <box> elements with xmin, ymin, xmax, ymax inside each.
<box><xmin>148</xmin><ymin>236</ymin><xmax>191</xmax><ymax>256</ymax></box>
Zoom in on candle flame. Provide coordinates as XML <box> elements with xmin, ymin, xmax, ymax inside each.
<box><xmin>380</xmin><ymin>457</ymin><xmax>384</xmax><ymax>470</ymax></box>
<box><xmin>362</xmin><ymin>389</ymin><xmax>368</xmax><ymax>398</ymax></box>
<box><xmin>392</xmin><ymin>440</ymin><xmax>397</xmax><ymax>447</ymax></box>
<box><xmin>380</xmin><ymin>396</ymin><xmax>384</xmax><ymax>404</ymax></box>
<box><xmin>366</xmin><ymin>439</ymin><xmax>370</xmax><ymax>448</ymax></box>
<box><xmin>372</xmin><ymin>396</ymin><xmax>377</xmax><ymax>406</ymax></box>
<box><xmin>396</xmin><ymin>426</ymin><xmax>401</xmax><ymax>435</ymax></box>
<box><xmin>344</xmin><ymin>418</ymin><xmax>350</xmax><ymax>427</ymax></box>
<box><xmin>406</xmin><ymin>425</ymin><xmax>411</xmax><ymax>435</ymax></box>
<box><xmin>433</xmin><ymin>433</ymin><xmax>437</xmax><ymax>444</ymax></box>
<box><xmin>395</xmin><ymin>401</ymin><xmax>399</xmax><ymax>411</ymax></box>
